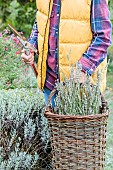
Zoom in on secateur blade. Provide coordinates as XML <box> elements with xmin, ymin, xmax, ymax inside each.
<box><xmin>8</xmin><ymin>23</ymin><xmax>38</xmax><ymax>77</ymax></box>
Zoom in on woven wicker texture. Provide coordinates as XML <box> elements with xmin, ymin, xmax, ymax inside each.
<box><xmin>44</xmin><ymin>111</ymin><xmax>109</xmax><ymax>170</ymax></box>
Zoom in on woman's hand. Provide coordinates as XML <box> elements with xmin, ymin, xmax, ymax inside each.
<box><xmin>21</xmin><ymin>49</ymin><xmax>34</xmax><ymax>65</ymax></box>
<box><xmin>74</xmin><ymin>70</ymin><xmax>86</xmax><ymax>83</ymax></box>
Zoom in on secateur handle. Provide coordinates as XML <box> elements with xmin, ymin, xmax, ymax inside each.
<box><xmin>8</xmin><ymin>23</ymin><xmax>38</xmax><ymax>78</ymax></box>
<box><xmin>25</xmin><ymin>49</ymin><xmax>38</xmax><ymax>77</ymax></box>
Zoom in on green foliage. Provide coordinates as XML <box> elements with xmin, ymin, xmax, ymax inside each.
<box><xmin>0</xmin><ymin>29</ymin><xmax>37</xmax><ymax>89</ymax></box>
<box><xmin>0</xmin><ymin>0</ymin><xmax>36</xmax><ymax>37</ymax></box>
<box><xmin>107</xmin><ymin>59</ymin><xmax>113</xmax><ymax>73</ymax></box>
<box><xmin>107</xmin><ymin>34</ymin><xmax>113</xmax><ymax>73</ymax></box>
<box><xmin>104</xmin><ymin>80</ymin><xmax>113</xmax><ymax>170</ymax></box>
<box><xmin>108</xmin><ymin>0</ymin><xmax>113</xmax><ymax>24</ymax></box>
<box><xmin>107</xmin><ymin>0</ymin><xmax>113</xmax><ymax>73</ymax></box>
<box><xmin>108</xmin><ymin>38</ymin><xmax>113</xmax><ymax>62</ymax></box>
<box><xmin>0</xmin><ymin>88</ymin><xmax>52</xmax><ymax>170</ymax></box>
<box><xmin>0</xmin><ymin>28</ymin><xmax>21</xmax><ymax>89</ymax></box>
<box><xmin>106</xmin><ymin>71</ymin><xmax>113</xmax><ymax>89</ymax></box>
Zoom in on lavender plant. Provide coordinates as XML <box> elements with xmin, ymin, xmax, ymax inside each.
<box><xmin>0</xmin><ymin>88</ymin><xmax>51</xmax><ymax>170</ymax></box>
<box><xmin>0</xmin><ymin>146</ymin><xmax>39</xmax><ymax>170</ymax></box>
<box><xmin>54</xmin><ymin>63</ymin><xmax>102</xmax><ymax>116</ymax></box>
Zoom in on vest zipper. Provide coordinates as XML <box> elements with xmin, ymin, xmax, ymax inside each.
<box><xmin>57</xmin><ymin>1</ymin><xmax>62</xmax><ymax>83</ymax></box>
<box><xmin>41</xmin><ymin>0</ymin><xmax>52</xmax><ymax>89</ymax></box>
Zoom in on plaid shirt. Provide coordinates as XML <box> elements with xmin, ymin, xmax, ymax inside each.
<box><xmin>28</xmin><ymin>0</ymin><xmax>112</xmax><ymax>90</ymax></box>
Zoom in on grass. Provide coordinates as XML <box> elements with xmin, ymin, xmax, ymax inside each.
<box><xmin>104</xmin><ymin>71</ymin><xmax>113</xmax><ymax>170</ymax></box>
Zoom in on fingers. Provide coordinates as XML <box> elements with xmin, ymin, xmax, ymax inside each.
<box><xmin>21</xmin><ymin>58</ymin><xmax>33</xmax><ymax>65</ymax></box>
<box><xmin>74</xmin><ymin>70</ymin><xmax>86</xmax><ymax>83</ymax></box>
<box><xmin>21</xmin><ymin>49</ymin><xmax>34</xmax><ymax>65</ymax></box>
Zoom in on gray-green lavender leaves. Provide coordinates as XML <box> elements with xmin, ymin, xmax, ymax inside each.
<box><xmin>0</xmin><ymin>88</ymin><xmax>51</xmax><ymax>170</ymax></box>
<box><xmin>54</xmin><ymin>65</ymin><xmax>102</xmax><ymax>116</ymax></box>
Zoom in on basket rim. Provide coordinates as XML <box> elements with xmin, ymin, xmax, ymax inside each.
<box><xmin>44</xmin><ymin>110</ymin><xmax>109</xmax><ymax>121</ymax></box>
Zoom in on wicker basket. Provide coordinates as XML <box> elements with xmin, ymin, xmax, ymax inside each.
<box><xmin>44</xmin><ymin>95</ymin><xmax>109</xmax><ymax>170</ymax></box>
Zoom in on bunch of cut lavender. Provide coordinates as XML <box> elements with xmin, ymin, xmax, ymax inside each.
<box><xmin>54</xmin><ymin>63</ymin><xmax>102</xmax><ymax>116</ymax></box>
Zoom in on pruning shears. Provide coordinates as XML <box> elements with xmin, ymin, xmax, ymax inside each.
<box><xmin>8</xmin><ymin>24</ymin><xmax>38</xmax><ymax>77</ymax></box>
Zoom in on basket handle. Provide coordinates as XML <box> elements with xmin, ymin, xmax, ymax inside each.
<box><xmin>45</xmin><ymin>88</ymin><xmax>57</xmax><ymax>112</ymax></box>
<box><xmin>100</xmin><ymin>93</ymin><xmax>109</xmax><ymax>113</ymax></box>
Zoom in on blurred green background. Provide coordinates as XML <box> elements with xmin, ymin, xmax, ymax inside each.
<box><xmin>0</xmin><ymin>0</ymin><xmax>36</xmax><ymax>38</ymax></box>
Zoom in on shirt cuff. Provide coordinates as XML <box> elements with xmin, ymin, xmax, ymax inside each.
<box><xmin>79</xmin><ymin>57</ymin><xmax>97</xmax><ymax>76</ymax></box>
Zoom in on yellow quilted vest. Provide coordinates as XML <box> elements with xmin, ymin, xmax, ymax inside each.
<box><xmin>36</xmin><ymin>0</ymin><xmax>107</xmax><ymax>92</ymax></box>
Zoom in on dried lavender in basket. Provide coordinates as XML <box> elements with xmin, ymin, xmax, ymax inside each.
<box><xmin>54</xmin><ymin>63</ymin><xmax>102</xmax><ymax>116</ymax></box>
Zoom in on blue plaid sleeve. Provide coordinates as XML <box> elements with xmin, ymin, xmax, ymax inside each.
<box><xmin>79</xmin><ymin>0</ymin><xmax>112</xmax><ymax>75</ymax></box>
<box><xmin>28</xmin><ymin>20</ymin><xmax>38</xmax><ymax>49</ymax></box>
